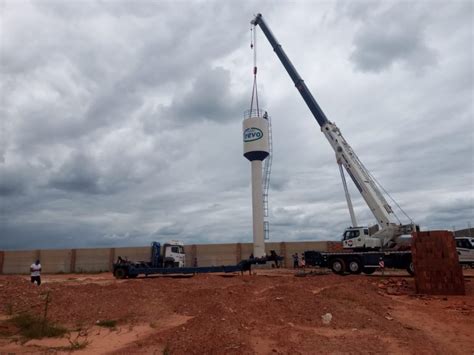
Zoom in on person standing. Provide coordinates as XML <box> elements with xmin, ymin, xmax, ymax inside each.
<box><xmin>30</xmin><ymin>259</ymin><xmax>42</xmax><ymax>286</ymax></box>
<box><xmin>293</xmin><ymin>253</ymin><xmax>299</xmax><ymax>268</ymax></box>
<box><xmin>299</xmin><ymin>255</ymin><xmax>306</xmax><ymax>269</ymax></box>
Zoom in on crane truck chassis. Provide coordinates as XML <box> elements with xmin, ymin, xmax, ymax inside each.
<box><xmin>304</xmin><ymin>249</ymin><xmax>414</xmax><ymax>275</ymax></box>
<box><xmin>113</xmin><ymin>241</ymin><xmax>283</xmax><ymax>279</ymax></box>
<box><xmin>305</xmin><ymin>237</ymin><xmax>473</xmax><ymax>275</ymax></box>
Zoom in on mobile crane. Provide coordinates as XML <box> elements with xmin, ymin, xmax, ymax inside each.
<box><xmin>251</xmin><ymin>13</ymin><xmax>419</xmax><ymax>274</ymax></box>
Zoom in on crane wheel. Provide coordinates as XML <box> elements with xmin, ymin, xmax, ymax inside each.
<box><xmin>348</xmin><ymin>259</ymin><xmax>362</xmax><ymax>274</ymax></box>
<box><xmin>330</xmin><ymin>258</ymin><xmax>346</xmax><ymax>275</ymax></box>
<box><xmin>114</xmin><ymin>268</ymin><xmax>127</xmax><ymax>279</ymax></box>
<box><xmin>362</xmin><ymin>268</ymin><xmax>376</xmax><ymax>275</ymax></box>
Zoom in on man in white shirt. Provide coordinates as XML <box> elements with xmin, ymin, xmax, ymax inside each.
<box><xmin>30</xmin><ymin>259</ymin><xmax>42</xmax><ymax>286</ymax></box>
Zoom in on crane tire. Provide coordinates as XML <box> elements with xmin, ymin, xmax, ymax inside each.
<box><xmin>362</xmin><ymin>268</ymin><xmax>376</xmax><ymax>275</ymax></box>
<box><xmin>114</xmin><ymin>268</ymin><xmax>127</xmax><ymax>279</ymax></box>
<box><xmin>330</xmin><ymin>258</ymin><xmax>346</xmax><ymax>275</ymax></box>
<box><xmin>348</xmin><ymin>258</ymin><xmax>362</xmax><ymax>274</ymax></box>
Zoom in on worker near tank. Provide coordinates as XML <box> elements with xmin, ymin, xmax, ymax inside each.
<box><xmin>293</xmin><ymin>253</ymin><xmax>299</xmax><ymax>268</ymax></box>
<box><xmin>30</xmin><ymin>259</ymin><xmax>42</xmax><ymax>286</ymax></box>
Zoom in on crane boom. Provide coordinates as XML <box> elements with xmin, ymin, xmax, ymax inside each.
<box><xmin>251</xmin><ymin>14</ymin><xmax>329</xmax><ymax>128</ymax></box>
<box><xmin>251</xmin><ymin>13</ymin><xmax>417</xmax><ymax>248</ymax></box>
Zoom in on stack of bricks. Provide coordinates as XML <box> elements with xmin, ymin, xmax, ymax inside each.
<box><xmin>411</xmin><ymin>230</ymin><xmax>465</xmax><ymax>295</ymax></box>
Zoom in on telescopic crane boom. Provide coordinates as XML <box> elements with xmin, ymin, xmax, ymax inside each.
<box><xmin>251</xmin><ymin>13</ymin><xmax>418</xmax><ymax>249</ymax></box>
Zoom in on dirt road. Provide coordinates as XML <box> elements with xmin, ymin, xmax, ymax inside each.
<box><xmin>1</xmin><ymin>269</ymin><xmax>473</xmax><ymax>354</ymax></box>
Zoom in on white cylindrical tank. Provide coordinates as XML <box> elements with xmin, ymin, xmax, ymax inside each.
<box><xmin>243</xmin><ymin>110</ymin><xmax>270</xmax><ymax>258</ymax></box>
<box><xmin>243</xmin><ymin>115</ymin><xmax>269</xmax><ymax>162</ymax></box>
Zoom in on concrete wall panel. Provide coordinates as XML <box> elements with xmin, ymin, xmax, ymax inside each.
<box><xmin>40</xmin><ymin>249</ymin><xmax>72</xmax><ymax>273</ymax></box>
<box><xmin>184</xmin><ymin>245</ymin><xmax>196</xmax><ymax>267</ymax></box>
<box><xmin>75</xmin><ymin>248</ymin><xmax>110</xmax><ymax>272</ymax></box>
<box><xmin>114</xmin><ymin>247</ymin><xmax>150</xmax><ymax>262</ymax></box>
<box><xmin>0</xmin><ymin>251</ymin><xmax>4</xmax><ymax>274</ymax></box>
<box><xmin>285</xmin><ymin>242</ymin><xmax>327</xmax><ymax>256</ymax></box>
<box><xmin>240</xmin><ymin>243</ymin><xmax>254</xmax><ymax>260</ymax></box>
<box><xmin>265</xmin><ymin>242</ymin><xmax>283</xmax><ymax>255</ymax></box>
<box><xmin>195</xmin><ymin>244</ymin><xmax>236</xmax><ymax>266</ymax></box>
<box><xmin>3</xmin><ymin>250</ymin><xmax>37</xmax><ymax>274</ymax></box>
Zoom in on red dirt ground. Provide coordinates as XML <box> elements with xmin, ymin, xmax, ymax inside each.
<box><xmin>1</xmin><ymin>269</ymin><xmax>473</xmax><ymax>354</ymax></box>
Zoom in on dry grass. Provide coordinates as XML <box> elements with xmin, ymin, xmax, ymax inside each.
<box><xmin>10</xmin><ymin>313</ymin><xmax>67</xmax><ymax>339</ymax></box>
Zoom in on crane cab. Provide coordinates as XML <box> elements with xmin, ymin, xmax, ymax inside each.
<box><xmin>342</xmin><ymin>227</ymin><xmax>381</xmax><ymax>250</ymax></box>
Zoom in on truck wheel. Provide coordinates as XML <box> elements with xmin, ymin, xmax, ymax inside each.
<box><xmin>362</xmin><ymin>268</ymin><xmax>376</xmax><ymax>275</ymax></box>
<box><xmin>348</xmin><ymin>259</ymin><xmax>362</xmax><ymax>274</ymax></box>
<box><xmin>407</xmin><ymin>262</ymin><xmax>415</xmax><ymax>276</ymax></box>
<box><xmin>164</xmin><ymin>261</ymin><xmax>174</xmax><ymax>268</ymax></box>
<box><xmin>330</xmin><ymin>258</ymin><xmax>346</xmax><ymax>275</ymax></box>
<box><xmin>114</xmin><ymin>268</ymin><xmax>127</xmax><ymax>279</ymax></box>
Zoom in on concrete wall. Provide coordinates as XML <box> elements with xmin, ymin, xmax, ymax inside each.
<box><xmin>114</xmin><ymin>247</ymin><xmax>150</xmax><ymax>262</ymax></box>
<box><xmin>0</xmin><ymin>241</ymin><xmax>332</xmax><ymax>274</ymax></box>
<box><xmin>41</xmin><ymin>249</ymin><xmax>72</xmax><ymax>273</ymax></box>
<box><xmin>75</xmin><ymin>248</ymin><xmax>110</xmax><ymax>273</ymax></box>
<box><xmin>2</xmin><ymin>250</ymin><xmax>38</xmax><ymax>274</ymax></box>
<box><xmin>195</xmin><ymin>243</ymin><xmax>237</xmax><ymax>267</ymax></box>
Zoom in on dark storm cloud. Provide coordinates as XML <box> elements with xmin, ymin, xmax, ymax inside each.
<box><xmin>420</xmin><ymin>198</ymin><xmax>473</xmax><ymax>230</ymax></box>
<box><xmin>0</xmin><ymin>166</ymin><xmax>28</xmax><ymax>196</ymax></box>
<box><xmin>159</xmin><ymin>66</ymin><xmax>247</xmax><ymax>124</ymax></box>
<box><xmin>48</xmin><ymin>153</ymin><xmax>104</xmax><ymax>194</ymax></box>
<box><xmin>336</xmin><ymin>1</ymin><xmax>374</xmax><ymax>21</ymax></box>
<box><xmin>349</xmin><ymin>2</ymin><xmax>437</xmax><ymax>72</ymax></box>
<box><xmin>1</xmin><ymin>1</ymin><xmax>472</xmax><ymax>250</ymax></box>
<box><xmin>155</xmin><ymin>224</ymin><xmax>184</xmax><ymax>237</ymax></box>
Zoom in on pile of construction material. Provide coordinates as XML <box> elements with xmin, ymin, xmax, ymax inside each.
<box><xmin>412</xmin><ymin>230</ymin><xmax>465</xmax><ymax>295</ymax></box>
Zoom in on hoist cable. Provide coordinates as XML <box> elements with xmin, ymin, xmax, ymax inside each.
<box><xmin>249</xmin><ymin>25</ymin><xmax>260</xmax><ymax>116</ymax></box>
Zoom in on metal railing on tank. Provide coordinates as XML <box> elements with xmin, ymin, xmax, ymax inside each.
<box><xmin>243</xmin><ymin>108</ymin><xmax>267</xmax><ymax>119</ymax></box>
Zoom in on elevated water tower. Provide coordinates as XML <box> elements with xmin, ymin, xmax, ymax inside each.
<box><xmin>243</xmin><ymin>109</ymin><xmax>270</xmax><ymax>258</ymax></box>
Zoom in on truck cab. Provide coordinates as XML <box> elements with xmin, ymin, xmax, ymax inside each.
<box><xmin>162</xmin><ymin>241</ymin><xmax>186</xmax><ymax>267</ymax></box>
<box><xmin>342</xmin><ymin>227</ymin><xmax>381</xmax><ymax>249</ymax></box>
<box><xmin>455</xmin><ymin>237</ymin><xmax>474</xmax><ymax>267</ymax></box>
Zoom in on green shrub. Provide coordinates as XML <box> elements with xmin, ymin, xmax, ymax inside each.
<box><xmin>10</xmin><ymin>313</ymin><xmax>67</xmax><ymax>339</ymax></box>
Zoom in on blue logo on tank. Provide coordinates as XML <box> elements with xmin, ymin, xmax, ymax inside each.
<box><xmin>244</xmin><ymin>128</ymin><xmax>263</xmax><ymax>142</ymax></box>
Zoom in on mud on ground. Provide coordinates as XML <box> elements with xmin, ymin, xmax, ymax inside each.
<box><xmin>0</xmin><ymin>268</ymin><xmax>473</xmax><ymax>354</ymax></box>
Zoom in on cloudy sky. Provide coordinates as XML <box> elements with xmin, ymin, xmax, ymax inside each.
<box><xmin>1</xmin><ymin>1</ymin><xmax>473</xmax><ymax>250</ymax></box>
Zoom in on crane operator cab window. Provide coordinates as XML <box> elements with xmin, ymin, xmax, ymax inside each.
<box><xmin>343</xmin><ymin>230</ymin><xmax>360</xmax><ymax>240</ymax></box>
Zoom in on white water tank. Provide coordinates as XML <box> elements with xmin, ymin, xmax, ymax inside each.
<box><xmin>243</xmin><ymin>113</ymin><xmax>269</xmax><ymax>162</ymax></box>
<box><xmin>243</xmin><ymin>109</ymin><xmax>270</xmax><ymax>258</ymax></box>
